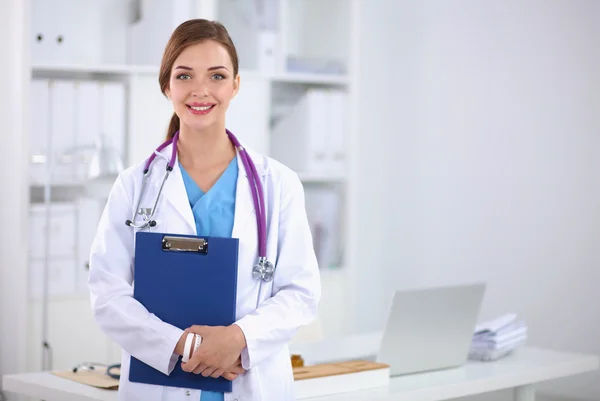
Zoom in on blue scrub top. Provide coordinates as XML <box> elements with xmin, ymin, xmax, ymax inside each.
<box><xmin>179</xmin><ymin>157</ymin><xmax>238</xmax><ymax>401</ymax></box>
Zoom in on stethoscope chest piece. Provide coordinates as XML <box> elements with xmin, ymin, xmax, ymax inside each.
<box><xmin>253</xmin><ymin>257</ymin><xmax>275</xmax><ymax>282</ymax></box>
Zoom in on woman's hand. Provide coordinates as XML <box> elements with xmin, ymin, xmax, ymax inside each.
<box><xmin>222</xmin><ymin>356</ymin><xmax>246</xmax><ymax>381</ymax></box>
<box><xmin>181</xmin><ymin>324</ymin><xmax>247</xmax><ymax>379</ymax></box>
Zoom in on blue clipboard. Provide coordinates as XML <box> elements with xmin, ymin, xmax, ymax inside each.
<box><xmin>129</xmin><ymin>231</ymin><xmax>239</xmax><ymax>392</ymax></box>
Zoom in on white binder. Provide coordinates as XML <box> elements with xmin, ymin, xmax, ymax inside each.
<box><xmin>270</xmin><ymin>88</ymin><xmax>328</xmax><ymax>173</ymax></box>
<box><xmin>327</xmin><ymin>90</ymin><xmax>347</xmax><ymax>173</ymax></box>
<box><xmin>28</xmin><ymin>203</ymin><xmax>77</xmax><ymax>299</ymax></box>
<box><xmin>304</xmin><ymin>187</ymin><xmax>341</xmax><ymax>269</ymax></box>
<box><xmin>50</xmin><ymin>80</ymin><xmax>76</xmax><ymax>183</ymax></box>
<box><xmin>101</xmin><ymin>82</ymin><xmax>126</xmax><ymax>163</ymax></box>
<box><xmin>75</xmin><ymin>197</ymin><xmax>102</xmax><ymax>293</ymax></box>
<box><xmin>127</xmin><ymin>0</ymin><xmax>194</xmax><ymax>65</ymax></box>
<box><xmin>30</xmin><ymin>79</ymin><xmax>50</xmax><ymax>184</ymax></box>
<box><xmin>74</xmin><ymin>82</ymin><xmax>101</xmax><ymax>181</ymax></box>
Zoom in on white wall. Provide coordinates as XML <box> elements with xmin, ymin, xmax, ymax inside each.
<box><xmin>354</xmin><ymin>1</ymin><xmax>600</xmax><ymax>399</ymax></box>
<box><xmin>0</xmin><ymin>0</ymin><xmax>30</xmax><ymax>396</ymax></box>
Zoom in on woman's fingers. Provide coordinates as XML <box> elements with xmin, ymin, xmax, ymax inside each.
<box><xmin>228</xmin><ymin>365</ymin><xmax>246</xmax><ymax>375</ymax></box>
<box><xmin>200</xmin><ymin>366</ymin><xmax>218</xmax><ymax>378</ymax></box>
<box><xmin>222</xmin><ymin>372</ymin><xmax>239</xmax><ymax>381</ymax></box>
<box><xmin>210</xmin><ymin>368</ymin><xmax>226</xmax><ymax>379</ymax></box>
<box><xmin>193</xmin><ymin>364</ymin><xmax>207</xmax><ymax>375</ymax></box>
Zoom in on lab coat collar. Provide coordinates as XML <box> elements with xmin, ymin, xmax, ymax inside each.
<box><xmin>154</xmin><ymin>140</ymin><xmax>266</xmax><ymax>236</ymax></box>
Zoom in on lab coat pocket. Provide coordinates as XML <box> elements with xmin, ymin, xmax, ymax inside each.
<box><xmin>232</xmin><ymin>368</ymin><xmax>262</xmax><ymax>400</ymax></box>
<box><xmin>255</xmin><ymin>347</ymin><xmax>295</xmax><ymax>401</ymax></box>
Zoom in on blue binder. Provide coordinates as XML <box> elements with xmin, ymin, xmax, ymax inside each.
<box><xmin>129</xmin><ymin>232</ymin><xmax>239</xmax><ymax>392</ymax></box>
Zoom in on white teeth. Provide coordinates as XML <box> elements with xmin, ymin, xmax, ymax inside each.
<box><xmin>190</xmin><ymin>105</ymin><xmax>212</xmax><ymax>111</ymax></box>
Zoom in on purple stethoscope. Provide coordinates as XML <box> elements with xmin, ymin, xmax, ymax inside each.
<box><xmin>125</xmin><ymin>129</ymin><xmax>274</xmax><ymax>282</ymax></box>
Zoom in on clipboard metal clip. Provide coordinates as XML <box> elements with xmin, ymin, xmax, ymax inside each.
<box><xmin>162</xmin><ymin>236</ymin><xmax>208</xmax><ymax>254</ymax></box>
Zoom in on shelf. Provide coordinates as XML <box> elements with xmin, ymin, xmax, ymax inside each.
<box><xmin>31</xmin><ymin>63</ymin><xmax>159</xmax><ymax>79</ymax></box>
<box><xmin>297</xmin><ymin>172</ymin><xmax>346</xmax><ymax>183</ymax></box>
<box><xmin>30</xmin><ymin>64</ymin><xmax>348</xmax><ymax>86</ymax></box>
<box><xmin>267</xmin><ymin>72</ymin><xmax>349</xmax><ymax>86</ymax></box>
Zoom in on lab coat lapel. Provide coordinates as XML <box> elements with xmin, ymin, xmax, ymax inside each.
<box><xmin>155</xmin><ymin>145</ymin><xmax>196</xmax><ymax>234</ymax></box>
<box><xmin>232</xmin><ymin>148</ymin><xmax>265</xmax><ymax>239</ymax></box>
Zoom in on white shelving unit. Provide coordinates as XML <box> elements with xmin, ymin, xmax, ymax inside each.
<box><xmin>26</xmin><ymin>0</ymin><xmax>360</xmax><ymax>372</ymax></box>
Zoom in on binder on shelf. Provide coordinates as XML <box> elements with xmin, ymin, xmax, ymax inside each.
<box><xmin>100</xmin><ymin>82</ymin><xmax>126</xmax><ymax>162</ymax></box>
<box><xmin>327</xmin><ymin>90</ymin><xmax>347</xmax><ymax>172</ymax></box>
<box><xmin>75</xmin><ymin>197</ymin><xmax>102</xmax><ymax>293</ymax></box>
<box><xmin>50</xmin><ymin>80</ymin><xmax>77</xmax><ymax>183</ymax></box>
<box><xmin>270</xmin><ymin>88</ymin><xmax>328</xmax><ymax>173</ymax></box>
<box><xmin>28</xmin><ymin>202</ymin><xmax>78</xmax><ymax>300</ymax></box>
<box><xmin>270</xmin><ymin>88</ymin><xmax>347</xmax><ymax>175</ymax></box>
<box><xmin>74</xmin><ymin>82</ymin><xmax>101</xmax><ymax>181</ymax></box>
<box><xmin>129</xmin><ymin>232</ymin><xmax>239</xmax><ymax>393</ymax></box>
<box><xmin>30</xmin><ymin>79</ymin><xmax>50</xmax><ymax>184</ymax></box>
<box><xmin>304</xmin><ymin>188</ymin><xmax>342</xmax><ymax>269</ymax></box>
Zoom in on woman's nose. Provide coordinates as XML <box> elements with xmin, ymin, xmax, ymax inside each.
<box><xmin>192</xmin><ymin>83</ymin><xmax>209</xmax><ymax>97</ymax></box>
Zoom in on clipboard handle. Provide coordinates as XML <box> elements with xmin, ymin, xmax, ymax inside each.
<box><xmin>162</xmin><ymin>236</ymin><xmax>208</xmax><ymax>254</ymax></box>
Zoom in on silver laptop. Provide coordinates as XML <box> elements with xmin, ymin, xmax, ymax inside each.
<box><xmin>376</xmin><ymin>283</ymin><xmax>486</xmax><ymax>376</ymax></box>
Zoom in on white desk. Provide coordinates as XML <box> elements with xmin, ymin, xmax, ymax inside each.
<box><xmin>2</xmin><ymin>343</ymin><xmax>598</xmax><ymax>401</ymax></box>
<box><xmin>303</xmin><ymin>347</ymin><xmax>599</xmax><ymax>401</ymax></box>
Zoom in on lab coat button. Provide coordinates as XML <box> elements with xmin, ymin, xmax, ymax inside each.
<box><xmin>185</xmin><ymin>390</ymin><xmax>191</xmax><ymax>396</ymax></box>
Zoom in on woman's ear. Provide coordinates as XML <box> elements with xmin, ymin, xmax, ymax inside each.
<box><xmin>165</xmin><ymin>88</ymin><xmax>171</xmax><ymax>100</ymax></box>
<box><xmin>232</xmin><ymin>74</ymin><xmax>240</xmax><ymax>98</ymax></box>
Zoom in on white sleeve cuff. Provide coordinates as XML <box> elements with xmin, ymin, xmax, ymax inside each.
<box><xmin>233</xmin><ymin>321</ymin><xmax>254</xmax><ymax>370</ymax></box>
<box><xmin>163</xmin><ymin>327</ymin><xmax>185</xmax><ymax>375</ymax></box>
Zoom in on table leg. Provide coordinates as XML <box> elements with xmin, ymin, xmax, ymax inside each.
<box><xmin>515</xmin><ymin>385</ymin><xmax>535</xmax><ymax>401</ymax></box>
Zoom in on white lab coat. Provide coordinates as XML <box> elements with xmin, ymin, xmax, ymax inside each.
<box><xmin>88</xmin><ymin>142</ymin><xmax>321</xmax><ymax>401</ymax></box>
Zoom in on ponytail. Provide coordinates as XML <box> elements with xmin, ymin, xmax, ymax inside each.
<box><xmin>166</xmin><ymin>112</ymin><xmax>180</xmax><ymax>141</ymax></box>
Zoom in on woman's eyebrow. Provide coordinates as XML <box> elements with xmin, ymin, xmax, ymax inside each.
<box><xmin>174</xmin><ymin>65</ymin><xmax>229</xmax><ymax>71</ymax></box>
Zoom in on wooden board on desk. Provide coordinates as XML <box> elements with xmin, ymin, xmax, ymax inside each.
<box><xmin>52</xmin><ymin>368</ymin><xmax>119</xmax><ymax>390</ymax></box>
<box><xmin>293</xmin><ymin>360</ymin><xmax>389</xmax><ymax>380</ymax></box>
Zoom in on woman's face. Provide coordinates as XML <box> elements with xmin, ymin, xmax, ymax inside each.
<box><xmin>165</xmin><ymin>40</ymin><xmax>239</xmax><ymax>133</ymax></box>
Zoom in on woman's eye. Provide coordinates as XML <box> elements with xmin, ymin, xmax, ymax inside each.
<box><xmin>212</xmin><ymin>73</ymin><xmax>225</xmax><ymax>81</ymax></box>
<box><xmin>176</xmin><ymin>73</ymin><xmax>191</xmax><ymax>80</ymax></box>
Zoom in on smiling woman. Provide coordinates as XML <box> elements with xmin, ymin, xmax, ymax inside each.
<box><xmin>88</xmin><ymin>18</ymin><xmax>321</xmax><ymax>401</ymax></box>
<box><xmin>159</xmin><ymin>20</ymin><xmax>240</xmax><ymax>143</ymax></box>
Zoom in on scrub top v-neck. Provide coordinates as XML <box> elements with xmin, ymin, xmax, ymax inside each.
<box><xmin>179</xmin><ymin>157</ymin><xmax>238</xmax><ymax>401</ymax></box>
<box><xmin>179</xmin><ymin>157</ymin><xmax>238</xmax><ymax>238</ymax></box>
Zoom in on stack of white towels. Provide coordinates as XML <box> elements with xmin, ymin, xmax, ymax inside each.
<box><xmin>469</xmin><ymin>313</ymin><xmax>528</xmax><ymax>361</ymax></box>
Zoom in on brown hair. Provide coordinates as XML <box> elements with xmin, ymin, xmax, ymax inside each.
<box><xmin>159</xmin><ymin>19</ymin><xmax>239</xmax><ymax>141</ymax></box>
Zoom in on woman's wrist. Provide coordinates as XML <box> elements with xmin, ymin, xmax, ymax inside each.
<box><xmin>230</xmin><ymin>324</ymin><xmax>247</xmax><ymax>350</ymax></box>
<box><xmin>174</xmin><ymin>331</ymin><xmax>188</xmax><ymax>356</ymax></box>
